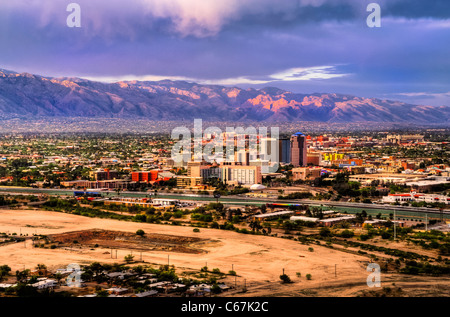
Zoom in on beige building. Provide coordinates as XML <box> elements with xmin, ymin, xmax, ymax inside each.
<box><xmin>176</xmin><ymin>176</ymin><xmax>204</xmax><ymax>188</ymax></box>
<box><xmin>221</xmin><ymin>165</ymin><xmax>262</xmax><ymax>185</ymax></box>
<box><xmin>386</xmin><ymin>134</ymin><xmax>424</xmax><ymax>144</ymax></box>
<box><xmin>292</xmin><ymin>167</ymin><xmax>322</xmax><ymax>181</ymax></box>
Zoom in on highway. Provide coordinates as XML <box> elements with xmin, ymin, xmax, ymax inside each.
<box><xmin>0</xmin><ymin>186</ymin><xmax>449</xmax><ymax>220</ymax></box>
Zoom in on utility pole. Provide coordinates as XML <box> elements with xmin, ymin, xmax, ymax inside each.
<box><xmin>425</xmin><ymin>214</ymin><xmax>428</xmax><ymax>232</ymax></box>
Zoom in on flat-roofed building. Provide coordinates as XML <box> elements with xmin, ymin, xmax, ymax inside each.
<box><xmin>176</xmin><ymin>176</ymin><xmax>203</xmax><ymax>188</ymax></box>
<box><xmin>290</xmin><ymin>132</ymin><xmax>307</xmax><ymax>167</ymax></box>
<box><xmin>279</xmin><ymin>138</ymin><xmax>291</xmax><ymax>164</ymax></box>
<box><xmin>319</xmin><ymin>215</ymin><xmax>356</xmax><ymax>227</ymax></box>
<box><xmin>131</xmin><ymin>171</ymin><xmax>160</xmax><ymax>183</ymax></box>
<box><xmin>221</xmin><ymin>165</ymin><xmax>262</xmax><ymax>185</ymax></box>
<box><xmin>252</xmin><ymin>210</ymin><xmax>294</xmax><ymax>221</ymax></box>
<box><xmin>386</xmin><ymin>134</ymin><xmax>424</xmax><ymax>144</ymax></box>
<box><xmin>292</xmin><ymin>167</ymin><xmax>322</xmax><ymax>181</ymax></box>
<box><xmin>290</xmin><ymin>216</ymin><xmax>319</xmax><ymax>223</ymax></box>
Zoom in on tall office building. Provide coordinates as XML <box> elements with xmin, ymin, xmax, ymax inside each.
<box><xmin>235</xmin><ymin>149</ymin><xmax>250</xmax><ymax>166</ymax></box>
<box><xmin>290</xmin><ymin>132</ymin><xmax>307</xmax><ymax>167</ymax></box>
<box><xmin>278</xmin><ymin>138</ymin><xmax>291</xmax><ymax>164</ymax></box>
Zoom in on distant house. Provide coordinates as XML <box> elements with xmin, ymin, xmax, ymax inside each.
<box><xmin>31</xmin><ymin>279</ymin><xmax>57</xmax><ymax>289</ymax></box>
<box><xmin>319</xmin><ymin>215</ymin><xmax>356</xmax><ymax>227</ymax></box>
<box><xmin>105</xmin><ymin>271</ymin><xmax>137</xmax><ymax>280</ymax></box>
<box><xmin>0</xmin><ymin>283</ymin><xmax>17</xmax><ymax>289</ymax></box>
<box><xmin>290</xmin><ymin>216</ymin><xmax>320</xmax><ymax>223</ymax></box>
<box><xmin>252</xmin><ymin>210</ymin><xmax>294</xmax><ymax>221</ymax></box>
<box><xmin>105</xmin><ymin>287</ymin><xmax>129</xmax><ymax>295</ymax></box>
<box><xmin>134</xmin><ymin>290</ymin><xmax>158</xmax><ymax>297</ymax></box>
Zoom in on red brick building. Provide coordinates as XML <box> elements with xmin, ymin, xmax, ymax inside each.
<box><xmin>131</xmin><ymin>171</ymin><xmax>160</xmax><ymax>183</ymax></box>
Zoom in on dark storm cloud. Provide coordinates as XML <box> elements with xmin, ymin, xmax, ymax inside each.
<box><xmin>0</xmin><ymin>0</ymin><xmax>449</xmax><ymax>106</ymax></box>
<box><xmin>384</xmin><ymin>0</ymin><xmax>450</xmax><ymax>19</ymax></box>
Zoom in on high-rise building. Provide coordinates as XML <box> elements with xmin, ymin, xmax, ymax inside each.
<box><xmin>234</xmin><ymin>149</ymin><xmax>250</xmax><ymax>166</ymax></box>
<box><xmin>290</xmin><ymin>132</ymin><xmax>307</xmax><ymax>167</ymax></box>
<box><xmin>278</xmin><ymin>138</ymin><xmax>291</xmax><ymax>164</ymax></box>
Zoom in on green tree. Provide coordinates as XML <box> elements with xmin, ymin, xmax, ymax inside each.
<box><xmin>0</xmin><ymin>265</ymin><xmax>11</xmax><ymax>281</ymax></box>
<box><xmin>211</xmin><ymin>284</ymin><xmax>222</xmax><ymax>294</ymax></box>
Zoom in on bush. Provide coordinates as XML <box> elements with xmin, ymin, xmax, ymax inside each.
<box><xmin>319</xmin><ymin>227</ymin><xmax>332</xmax><ymax>237</ymax></box>
<box><xmin>340</xmin><ymin>230</ymin><xmax>354</xmax><ymax>238</ymax></box>
<box><xmin>400</xmin><ymin>266</ymin><xmax>419</xmax><ymax>275</ymax></box>
<box><xmin>173</xmin><ymin>211</ymin><xmax>183</xmax><ymax>218</ymax></box>
<box><xmin>136</xmin><ymin>229</ymin><xmax>145</xmax><ymax>236</ymax></box>
<box><xmin>360</xmin><ymin>234</ymin><xmax>370</xmax><ymax>241</ymax></box>
<box><xmin>193</xmin><ymin>228</ymin><xmax>200</xmax><ymax>233</ymax></box>
<box><xmin>124</xmin><ymin>254</ymin><xmax>134</xmax><ymax>263</ymax></box>
<box><xmin>308</xmin><ymin>247</ymin><xmax>314</xmax><ymax>252</ymax></box>
<box><xmin>134</xmin><ymin>215</ymin><xmax>147</xmax><ymax>222</ymax></box>
<box><xmin>306</xmin><ymin>274</ymin><xmax>312</xmax><ymax>280</ymax></box>
<box><xmin>280</xmin><ymin>274</ymin><xmax>292</xmax><ymax>283</ymax></box>
<box><xmin>191</xmin><ymin>213</ymin><xmax>213</xmax><ymax>222</ymax></box>
<box><xmin>163</xmin><ymin>212</ymin><xmax>173</xmax><ymax>221</ymax></box>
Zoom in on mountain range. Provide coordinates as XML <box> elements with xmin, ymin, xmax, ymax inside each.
<box><xmin>0</xmin><ymin>69</ymin><xmax>449</xmax><ymax>123</ymax></box>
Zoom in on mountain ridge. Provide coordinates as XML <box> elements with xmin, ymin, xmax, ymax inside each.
<box><xmin>0</xmin><ymin>69</ymin><xmax>448</xmax><ymax>123</ymax></box>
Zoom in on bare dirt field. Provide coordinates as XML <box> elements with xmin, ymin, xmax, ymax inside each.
<box><xmin>48</xmin><ymin>229</ymin><xmax>205</xmax><ymax>254</ymax></box>
<box><xmin>0</xmin><ymin>208</ymin><xmax>448</xmax><ymax>297</ymax></box>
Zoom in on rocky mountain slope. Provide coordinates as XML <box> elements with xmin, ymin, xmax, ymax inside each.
<box><xmin>0</xmin><ymin>69</ymin><xmax>448</xmax><ymax>123</ymax></box>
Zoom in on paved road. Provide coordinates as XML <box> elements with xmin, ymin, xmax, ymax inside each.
<box><xmin>0</xmin><ymin>186</ymin><xmax>448</xmax><ymax>220</ymax></box>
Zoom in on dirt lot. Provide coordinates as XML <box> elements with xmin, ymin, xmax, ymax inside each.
<box><xmin>47</xmin><ymin>229</ymin><xmax>205</xmax><ymax>254</ymax></box>
<box><xmin>0</xmin><ymin>208</ymin><xmax>448</xmax><ymax>297</ymax></box>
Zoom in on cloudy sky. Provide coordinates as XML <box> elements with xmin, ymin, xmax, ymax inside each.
<box><xmin>0</xmin><ymin>0</ymin><xmax>449</xmax><ymax>106</ymax></box>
